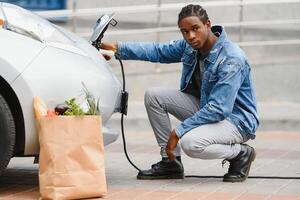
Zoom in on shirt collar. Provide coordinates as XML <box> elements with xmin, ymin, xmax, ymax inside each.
<box><xmin>204</xmin><ymin>25</ymin><xmax>226</xmax><ymax>64</ymax></box>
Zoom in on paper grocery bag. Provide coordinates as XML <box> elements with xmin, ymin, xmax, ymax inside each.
<box><xmin>37</xmin><ymin>116</ymin><xmax>107</xmax><ymax>200</ymax></box>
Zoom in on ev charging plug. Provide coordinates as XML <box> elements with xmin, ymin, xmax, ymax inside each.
<box><xmin>99</xmin><ymin>49</ymin><xmax>115</xmax><ymax>57</ymax></box>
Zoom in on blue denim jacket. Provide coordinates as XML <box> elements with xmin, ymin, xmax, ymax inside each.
<box><xmin>118</xmin><ymin>26</ymin><xmax>259</xmax><ymax>139</ymax></box>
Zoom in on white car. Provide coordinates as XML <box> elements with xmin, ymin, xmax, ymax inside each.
<box><xmin>0</xmin><ymin>3</ymin><xmax>122</xmax><ymax>174</ymax></box>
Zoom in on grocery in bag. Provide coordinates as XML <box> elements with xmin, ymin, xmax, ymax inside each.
<box><xmin>33</xmin><ymin>95</ymin><xmax>107</xmax><ymax>200</ymax></box>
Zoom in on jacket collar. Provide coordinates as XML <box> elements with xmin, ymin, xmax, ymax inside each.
<box><xmin>204</xmin><ymin>25</ymin><xmax>226</xmax><ymax>64</ymax></box>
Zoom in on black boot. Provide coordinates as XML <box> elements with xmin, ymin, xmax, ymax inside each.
<box><xmin>137</xmin><ymin>157</ymin><xmax>184</xmax><ymax>180</ymax></box>
<box><xmin>223</xmin><ymin>144</ymin><xmax>256</xmax><ymax>182</ymax></box>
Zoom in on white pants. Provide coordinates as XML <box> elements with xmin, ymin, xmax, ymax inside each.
<box><xmin>144</xmin><ymin>87</ymin><xmax>249</xmax><ymax>159</ymax></box>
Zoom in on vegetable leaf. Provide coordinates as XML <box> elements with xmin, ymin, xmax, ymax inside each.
<box><xmin>64</xmin><ymin>98</ymin><xmax>85</xmax><ymax>116</ymax></box>
<box><xmin>82</xmin><ymin>82</ymin><xmax>101</xmax><ymax>115</ymax></box>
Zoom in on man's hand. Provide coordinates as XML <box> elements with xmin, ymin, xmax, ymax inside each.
<box><xmin>166</xmin><ymin>129</ymin><xmax>179</xmax><ymax>161</ymax></box>
<box><xmin>100</xmin><ymin>42</ymin><xmax>117</xmax><ymax>60</ymax></box>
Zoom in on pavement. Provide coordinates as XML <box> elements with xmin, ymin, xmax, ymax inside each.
<box><xmin>1</xmin><ymin>103</ymin><xmax>300</xmax><ymax>200</ymax></box>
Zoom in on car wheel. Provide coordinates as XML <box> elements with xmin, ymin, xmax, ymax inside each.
<box><xmin>0</xmin><ymin>94</ymin><xmax>16</xmax><ymax>175</ymax></box>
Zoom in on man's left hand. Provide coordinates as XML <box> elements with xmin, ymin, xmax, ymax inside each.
<box><xmin>166</xmin><ymin>129</ymin><xmax>179</xmax><ymax>161</ymax></box>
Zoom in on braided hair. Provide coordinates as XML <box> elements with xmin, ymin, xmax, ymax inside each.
<box><xmin>178</xmin><ymin>4</ymin><xmax>209</xmax><ymax>25</ymax></box>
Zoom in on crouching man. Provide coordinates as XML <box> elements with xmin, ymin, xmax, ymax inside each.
<box><xmin>101</xmin><ymin>4</ymin><xmax>259</xmax><ymax>182</ymax></box>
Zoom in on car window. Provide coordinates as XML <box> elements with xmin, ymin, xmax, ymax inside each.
<box><xmin>1</xmin><ymin>3</ymin><xmax>74</xmax><ymax>45</ymax></box>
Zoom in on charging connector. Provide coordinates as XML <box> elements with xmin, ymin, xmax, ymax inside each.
<box><xmin>99</xmin><ymin>49</ymin><xmax>115</xmax><ymax>57</ymax></box>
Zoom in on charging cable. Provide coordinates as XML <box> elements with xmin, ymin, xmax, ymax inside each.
<box><xmin>115</xmin><ymin>52</ymin><xmax>142</xmax><ymax>172</ymax></box>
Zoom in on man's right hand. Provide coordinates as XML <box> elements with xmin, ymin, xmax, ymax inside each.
<box><xmin>100</xmin><ymin>42</ymin><xmax>118</xmax><ymax>60</ymax></box>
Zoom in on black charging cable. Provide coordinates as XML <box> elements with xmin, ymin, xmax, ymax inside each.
<box><xmin>115</xmin><ymin>53</ymin><xmax>141</xmax><ymax>172</ymax></box>
<box><xmin>185</xmin><ymin>175</ymin><xmax>300</xmax><ymax>180</ymax></box>
<box><xmin>114</xmin><ymin>53</ymin><xmax>300</xmax><ymax>180</ymax></box>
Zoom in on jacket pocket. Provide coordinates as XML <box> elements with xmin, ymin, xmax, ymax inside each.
<box><xmin>181</xmin><ymin>53</ymin><xmax>196</xmax><ymax>67</ymax></box>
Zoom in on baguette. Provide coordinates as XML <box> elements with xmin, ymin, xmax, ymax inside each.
<box><xmin>33</xmin><ymin>96</ymin><xmax>47</xmax><ymax>119</ymax></box>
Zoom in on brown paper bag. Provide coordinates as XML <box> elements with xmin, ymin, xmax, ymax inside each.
<box><xmin>37</xmin><ymin>116</ymin><xmax>107</xmax><ymax>200</ymax></box>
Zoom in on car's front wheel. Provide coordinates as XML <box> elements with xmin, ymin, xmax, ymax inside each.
<box><xmin>0</xmin><ymin>94</ymin><xmax>15</xmax><ymax>175</ymax></box>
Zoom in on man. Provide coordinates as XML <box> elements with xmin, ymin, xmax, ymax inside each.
<box><xmin>101</xmin><ymin>4</ymin><xmax>259</xmax><ymax>182</ymax></box>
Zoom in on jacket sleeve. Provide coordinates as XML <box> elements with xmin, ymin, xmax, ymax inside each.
<box><xmin>175</xmin><ymin>60</ymin><xmax>247</xmax><ymax>138</ymax></box>
<box><xmin>117</xmin><ymin>40</ymin><xmax>186</xmax><ymax>63</ymax></box>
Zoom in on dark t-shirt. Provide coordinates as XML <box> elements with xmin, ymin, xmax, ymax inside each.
<box><xmin>183</xmin><ymin>52</ymin><xmax>205</xmax><ymax>99</ymax></box>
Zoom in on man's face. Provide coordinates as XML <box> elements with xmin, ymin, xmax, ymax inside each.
<box><xmin>179</xmin><ymin>16</ymin><xmax>210</xmax><ymax>49</ymax></box>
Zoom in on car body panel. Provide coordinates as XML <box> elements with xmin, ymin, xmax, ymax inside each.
<box><xmin>0</xmin><ymin>28</ymin><xmax>45</xmax><ymax>83</ymax></box>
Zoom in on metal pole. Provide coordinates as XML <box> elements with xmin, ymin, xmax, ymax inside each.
<box><xmin>239</xmin><ymin>0</ymin><xmax>244</xmax><ymax>42</ymax></box>
<box><xmin>72</xmin><ymin>0</ymin><xmax>77</xmax><ymax>32</ymax></box>
<box><xmin>156</xmin><ymin>0</ymin><xmax>162</xmax><ymax>43</ymax></box>
<box><xmin>155</xmin><ymin>0</ymin><xmax>162</xmax><ymax>73</ymax></box>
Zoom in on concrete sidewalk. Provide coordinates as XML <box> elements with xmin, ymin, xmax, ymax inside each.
<box><xmin>1</xmin><ymin>126</ymin><xmax>300</xmax><ymax>199</ymax></box>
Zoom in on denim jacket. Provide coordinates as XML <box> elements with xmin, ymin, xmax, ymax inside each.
<box><xmin>118</xmin><ymin>26</ymin><xmax>259</xmax><ymax>139</ymax></box>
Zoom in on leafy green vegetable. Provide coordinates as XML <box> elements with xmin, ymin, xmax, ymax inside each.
<box><xmin>63</xmin><ymin>98</ymin><xmax>85</xmax><ymax>116</ymax></box>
